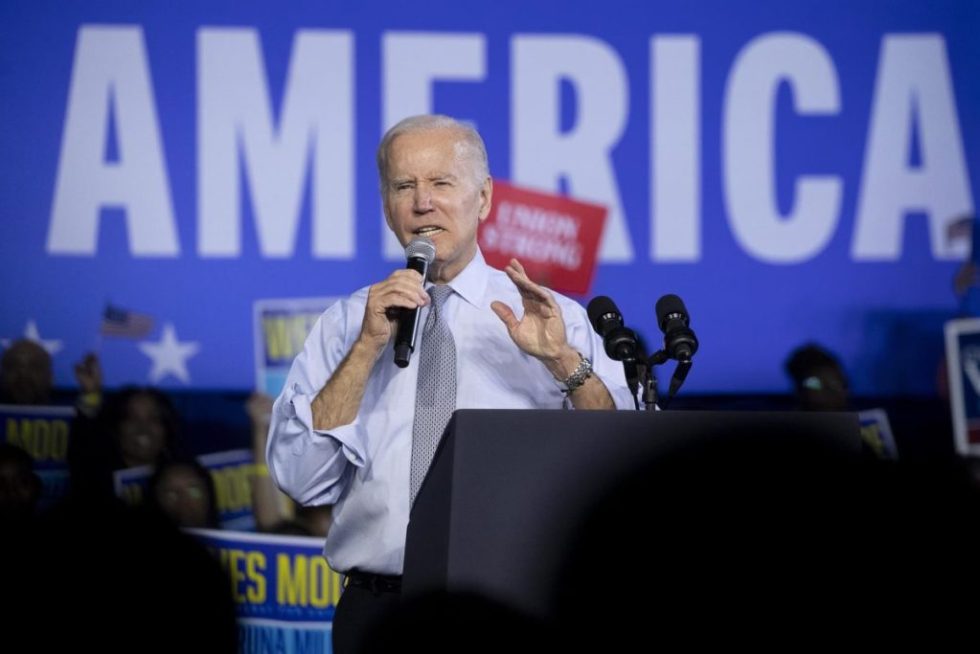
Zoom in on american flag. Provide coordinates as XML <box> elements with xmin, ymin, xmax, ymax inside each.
<box><xmin>101</xmin><ymin>304</ymin><xmax>154</xmax><ymax>338</ymax></box>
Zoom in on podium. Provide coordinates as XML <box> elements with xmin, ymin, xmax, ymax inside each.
<box><xmin>403</xmin><ymin>409</ymin><xmax>861</xmax><ymax>619</ymax></box>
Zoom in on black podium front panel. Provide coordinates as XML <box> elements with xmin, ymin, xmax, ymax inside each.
<box><xmin>403</xmin><ymin>409</ymin><xmax>860</xmax><ymax>618</ymax></box>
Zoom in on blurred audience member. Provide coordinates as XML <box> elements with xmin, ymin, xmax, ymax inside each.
<box><xmin>146</xmin><ymin>459</ymin><xmax>220</xmax><ymax>530</ymax></box>
<box><xmin>68</xmin><ymin>353</ymin><xmax>182</xmax><ymax>502</ymax></box>
<box><xmin>784</xmin><ymin>343</ymin><xmax>899</xmax><ymax>458</ymax></box>
<box><xmin>0</xmin><ymin>339</ymin><xmax>53</xmax><ymax>405</ymax></box>
<box><xmin>0</xmin><ymin>442</ymin><xmax>42</xmax><ymax>527</ymax></box>
<box><xmin>8</xmin><ymin>495</ymin><xmax>238</xmax><ymax>651</ymax></box>
<box><xmin>784</xmin><ymin>342</ymin><xmax>849</xmax><ymax>411</ymax></box>
<box><xmin>108</xmin><ymin>387</ymin><xmax>180</xmax><ymax>468</ymax></box>
<box><xmin>949</xmin><ymin>213</ymin><xmax>980</xmax><ymax>315</ymax></box>
<box><xmin>941</xmin><ymin>213</ymin><xmax>980</xmax><ymax>401</ymax></box>
<box><xmin>73</xmin><ymin>351</ymin><xmax>102</xmax><ymax>417</ymax></box>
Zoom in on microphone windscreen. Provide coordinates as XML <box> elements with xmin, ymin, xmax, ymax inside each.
<box><xmin>655</xmin><ymin>294</ymin><xmax>688</xmax><ymax>331</ymax></box>
<box><xmin>587</xmin><ymin>296</ymin><xmax>621</xmax><ymax>334</ymax></box>
<box><xmin>405</xmin><ymin>236</ymin><xmax>436</xmax><ymax>264</ymax></box>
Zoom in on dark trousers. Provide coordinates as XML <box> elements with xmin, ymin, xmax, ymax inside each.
<box><xmin>332</xmin><ymin>578</ymin><xmax>402</xmax><ymax>654</ymax></box>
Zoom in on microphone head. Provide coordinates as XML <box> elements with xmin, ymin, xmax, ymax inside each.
<box><xmin>655</xmin><ymin>294</ymin><xmax>689</xmax><ymax>331</ymax></box>
<box><xmin>405</xmin><ymin>236</ymin><xmax>436</xmax><ymax>264</ymax></box>
<box><xmin>587</xmin><ymin>295</ymin><xmax>622</xmax><ymax>334</ymax></box>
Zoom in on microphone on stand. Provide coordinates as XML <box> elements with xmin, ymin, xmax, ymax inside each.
<box><xmin>587</xmin><ymin>296</ymin><xmax>641</xmax><ymax>408</ymax></box>
<box><xmin>587</xmin><ymin>296</ymin><xmax>639</xmax><ymax>362</ymax></box>
<box><xmin>654</xmin><ymin>294</ymin><xmax>699</xmax><ymax>403</ymax></box>
<box><xmin>393</xmin><ymin>237</ymin><xmax>436</xmax><ymax>368</ymax></box>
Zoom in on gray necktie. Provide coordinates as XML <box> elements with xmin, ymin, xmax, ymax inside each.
<box><xmin>409</xmin><ymin>285</ymin><xmax>457</xmax><ymax>507</ymax></box>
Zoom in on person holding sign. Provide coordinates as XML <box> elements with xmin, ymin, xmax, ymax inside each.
<box><xmin>266</xmin><ymin>115</ymin><xmax>633</xmax><ymax>652</ymax></box>
<box><xmin>67</xmin><ymin>353</ymin><xmax>182</xmax><ymax>503</ymax></box>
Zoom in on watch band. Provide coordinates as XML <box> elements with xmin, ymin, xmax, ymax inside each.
<box><xmin>558</xmin><ymin>353</ymin><xmax>593</xmax><ymax>394</ymax></box>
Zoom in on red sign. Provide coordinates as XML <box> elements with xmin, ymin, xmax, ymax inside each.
<box><xmin>478</xmin><ymin>181</ymin><xmax>607</xmax><ymax>295</ymax></box>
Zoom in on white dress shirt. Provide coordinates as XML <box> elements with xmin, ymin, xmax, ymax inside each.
<box><xmin>267</xmin><ymin>250</ymin><xmax>634</xmax><ymax>575</ymax></box>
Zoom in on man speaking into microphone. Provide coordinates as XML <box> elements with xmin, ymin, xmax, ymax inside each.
<box><xmin>265</xmin><ymin>115</ymin><xmax>633</xmax><ymax>652</ymax></box>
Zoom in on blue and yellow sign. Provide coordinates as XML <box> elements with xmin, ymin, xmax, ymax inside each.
<box><xmin>114</xmin><ymin>448</ymin><xmax>260</xmax><ymax>530</ymax></box>
<box><xmin>0</xmin><ymin>404</ymin><xmax>75</xmax><ymax>508</ymax></box>
<box><xmin>253</xmin><ymin>299</ymin><xmax>337</xmax><ymax>397</ymax></box>
<box><xmin>199</xmin><ymin>449</ymin><xmax>259</xmax><ymax>531</ymax></box>
<box><xmin>193</xmin><ymin>529</ymin><xmax>340</xmax><ymax>654</ymax></box>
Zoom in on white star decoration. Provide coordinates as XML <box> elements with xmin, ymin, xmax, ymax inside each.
<box><xmin>138</xmin><ymin>323</ymin><xmax>200</xmax><ymax>384</ymax></box>
<box><xmin>1</xmin><ymin>320</ymin><xmax>63</xmax><ymax>355</ymax></box>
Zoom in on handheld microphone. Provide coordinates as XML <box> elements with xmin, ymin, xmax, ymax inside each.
<box><xmin>393</xmin><ymin>237</ymin><xmax>436</xmax><ymax>368</ymax></box>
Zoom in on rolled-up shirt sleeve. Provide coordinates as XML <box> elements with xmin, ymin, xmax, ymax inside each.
<box><xmin>265</xmin><ymin>300</ymin><xmax>370</xmax><ymax>506</ymax></box>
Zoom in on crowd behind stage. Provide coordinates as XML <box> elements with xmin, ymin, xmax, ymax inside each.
<box><xmin>1</xmin><ymin>308</ymin><xmax>977</xmax><ymax>649</ymax></box>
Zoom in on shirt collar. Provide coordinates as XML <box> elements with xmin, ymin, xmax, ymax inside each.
<box><xmin>427</xmin><ymin>247</ymin><xmax>489</xmax><ymax>309</ymax></box>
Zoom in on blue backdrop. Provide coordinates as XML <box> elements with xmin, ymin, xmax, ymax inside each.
<box><xmin>1</xmin><ymin>0</ymin><xmax>977</xmax><ymax>395</ymax></box>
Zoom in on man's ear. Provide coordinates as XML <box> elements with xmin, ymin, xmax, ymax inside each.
<box><xmin>478</xmin><ymin>176</ymin><xmax>493</xmax><ymax>222</ymax></box>
<box><xmin>382</xmin><ymin>190</ymin><xmax>394</xmax><ymax>231</ymax></box>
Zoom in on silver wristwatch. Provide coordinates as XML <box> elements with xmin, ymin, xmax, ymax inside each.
<box><xmin>558</xmin><ymin>353</ymin><xmax>593</xmax><ymax>394</ymax></box>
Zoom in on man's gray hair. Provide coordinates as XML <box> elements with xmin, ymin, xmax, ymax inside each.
<box><xmin>376</xmin><ymin>115</ymin><xmax>490</xmax><ymax>190</ymax></box>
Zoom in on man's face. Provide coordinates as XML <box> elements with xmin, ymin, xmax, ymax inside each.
<box><xmin>382</xmin><ymin>128</ymin><xmax>492</xmax><ymax>283</ymax></box>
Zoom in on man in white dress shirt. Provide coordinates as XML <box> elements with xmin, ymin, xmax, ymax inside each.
<box><xmin>266</xmin><ymin>114</ymin><xmax>633</xmax><ymax>652</ymax></box>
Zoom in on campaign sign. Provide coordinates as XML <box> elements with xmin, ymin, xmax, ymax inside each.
<box><xmin>199</xmin><ymin>448</ymin><xmax>258</xmax><ymax>531</ymax></box>
<box><xmin>945</xmin><ymin>318</ymin><xmax>980</xmax><ymax>456</ymax></box>
<box><xmin>858</xmin><ymin>408</ymin><xmax>898</xmax><ymax>460</ymax></box>
<box><xmin>478</xmin><ymin>181</ymin><xmax>607</xmax><ymax>295</ymax></box>
<box><xmin>0</xmin><ymin>404</ymin><xmax>74</xmax><ymax>509</ymax></box>
<box><xmin>113</xmin><ymin>463</ymin><xmax>154</xmax><ymax>506</ymax></box>
<box><xmin>254</xmin><ymin>299</ymin><xmax>337</xmax><ymax>397</ymax></box>
<box><xmin>193</xmin><ymin>529</ymin><xmax>340</xmax><ymax>654</ymax></box>
<box><xmin>114</xmin><ymin>448</ymin><xmax>259</xmax><ymax>530</ymax></box>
